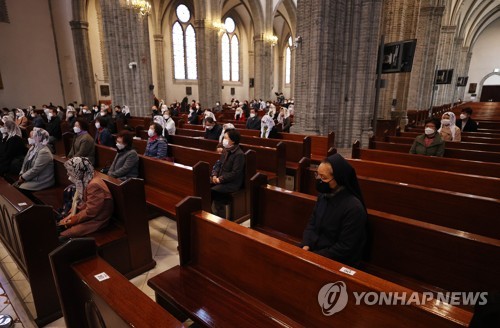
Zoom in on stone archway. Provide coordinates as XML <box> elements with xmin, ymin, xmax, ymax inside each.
<box><xmin>477</xmin><ymin>71</ymin><xmax>500</xmax><ymax>101</ymax></box>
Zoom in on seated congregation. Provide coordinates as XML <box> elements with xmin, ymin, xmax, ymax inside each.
<box><xmin>0</xmin><ymin>100</ymin><xmax>498</xmax><ymax>327</ymax></box>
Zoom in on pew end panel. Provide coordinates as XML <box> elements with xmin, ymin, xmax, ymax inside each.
<box><xmin>352</xmin><ymin>140</ymin><xmax>361</xmax><ymax>159</ymax></box>
<box><xmin>192</xmin><ymin>161</ymin><xmax>212</xmax><ymax>212</ymax></box>
<box><xmin>49</xmin><ymin>238</ymin><xmax>183</xmax><ymax>328</ymax></box>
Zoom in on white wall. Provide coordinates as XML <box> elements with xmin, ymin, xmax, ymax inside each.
<box><xmin>0</xmin><ymin>0</ymin><xmax>64</xmax><ymax>108</ymax></box>
<box><xmin>466</xmin><ymin>18</ymin><xmax>500</xmax><ymax>100</ymax></box>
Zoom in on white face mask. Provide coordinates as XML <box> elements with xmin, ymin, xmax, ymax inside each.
<box><xmin>48</xmin><ymin>113</ymin><xmax>53</xmax><ymax>118</ymax></box>
<box><xmin>206</xmin><ymin>125</ymin><xmax>213</xmax><ymax>130</ymax></box>
<box><xmin>424</xmin><ymin>127</ymin><xmax>435</xmax><ymax>136</ymax></box>
<box><xmin>28</xmin><ymin>138</ymin><xmax>35</xmax><ymax>145</ymax></box>
<box><xmin>94</xmin><ymin>107</ymin><xmax>99</xmax><ymax>112</ymax></box>
<box><xmin>82</xmin><ymin>109</ymin><xmax>87</xmax><ymax>114</ymax></box>
<box><xmin>163</xmin><ymin>115</ymin><xmax>170</xmax><ymax>120</ymax></box>
<box><xmin>189</xmin><ymin>109</ymin><xmax>194</xmax><ymax>112</ymax></box>
<box><xmin>250</xmin><ymin>113</ymin><xmax>256</xmax><ymax>118</ymax></box>
<box><xmin>57</xmin><ymin>108</ymin><xmax>61</xmax><ymax>112</ymax></box>
<box><xmin>216</xmin><ymin>102</ymin><xmax>220</xmax><ymax>106</ymax></box>
<box><xmin>73</xmin><ymin>127</ymin><xmax>81</xmax><ymax>134</ymax></box>
<box><xmin>223</xmin><ymin>139</ymin><xmax>231</xmax><ymax>148</ymax></box>
<box><xmin>95</xmin><ymin>122</ymin><xmax>101</xmax><ymax>129</ymax></box>
<box><xmin>116</xmin><ymin>143</ymin><xmax>125</xmax><ymax>150</ymax></box>
<box><xmin>196</xmin><ymin>106</ymin><xmax>200</xmax><ymax>110</ymax></box>
<box><xmin>67</xmin><ymin>113</ymin><xmax>74</xmax><ymax>117</ymax></box>
<box><xmin>441</xmin><ymin>119</ymin><xmax>450</xmax><ymax>126</ymax></box>
<box><xmin>101</xmin><ymin>111</ymin><xmax>107</xmax><ymax>116</ymax></box>
<box><xmin>460</xmin><ymin>113</ymin><xmax>467</xmax><ymax>120</ymax></box>
<box><xmin>148</xmin><ymin>129</ymin><xmax>155</xmax><ymax>137</ymax></box>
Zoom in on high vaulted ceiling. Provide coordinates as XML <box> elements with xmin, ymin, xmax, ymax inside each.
<box><xmin>444</xmin><ymin>0</ymin><xmax>500</xmax><ymax>48</ymax></box>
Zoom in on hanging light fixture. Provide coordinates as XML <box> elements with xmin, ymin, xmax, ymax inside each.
<box><xmin>125</xmin><ymin>0</ymin><xmax>152</xmax><ymax>16</ymax></box>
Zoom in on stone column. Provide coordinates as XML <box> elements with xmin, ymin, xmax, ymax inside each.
<box><xmin>70</xmin><ymin>20</ymin><xmax>97</xmax><ymax>105</ymax></box>
<box><xmin>277</xmin><ymin>53</ymin><xmax>284</xmax><ymax>94</ymax></box>
<box><xmin>99</xmin><ymin>0</ymin><xmax>153</xmax><ymax>117</ymax></box>
<box><xmin>254</xmin><ymin>36</ymin><xmax>273</xmax><ymax>101</ymax></box>
<box><xmin>434</xmin><ymin>25</ymin><xmax>457</xmax><ymax>106</ymax></box>
<box><xmin>153</xmin><ymin>34</ymin><xmax>167</xmax><ymax>101</ymax></box>
<box><xmin>406</xmin><ymin>2</ymin><xmax>445</xmax><ymax>111</ymax></box>
<box><xmin>293</xmin><ymin>0</ymin><xmax>383</xmax><ymax>147</ymax></box>
<box><xmin>195</xmin><ymin>19</ymin><xmax>221</xmax><ymax>108</ymax></box>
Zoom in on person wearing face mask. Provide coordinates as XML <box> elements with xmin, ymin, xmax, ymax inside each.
<box><xmin>204</xmin><ymin>117</ymin><xmax>223</xmax><ymax>141</ymax></box>
<box><xmin>108</xmin><ymin>131</ymin><xmax>139</xmax><ymax>180</ymax></box>
<box><xmin>57</xmin><ymin>157</ymin><xmax>113</xmax><ymax>239</ymax></box>
<box><xmin>246</xmin><ymin>109</ymin><xmax>261</xmax><ymax>130</ymax></box>
<box><xmin>217</xmin><ymin>123</ymin><xmax>235</xmax><ymax>153</ymax></box>
<box><xmin>195</xmin><ymin>103</ymin><xmax>203</xmax><ymax>116</ymax></box>
<box><xmin>94</xmin><ymin>117</ymin><xmax>114</xmax><ymax>147</ymax></box>
<box><xmin>210</xmin><ymin>129</ymin><xmax>245</xmax><ymax>218</ymax></box>
<box><xmin>213</xmin><ymin>101</ymin><xmax>222</xmax><ymax>113</ymax></box>
<box><xmin>162</xmin><ymin>108</ymin><xmax>176</xmax><ymax>136</ymax></box>
<box><xmin>260</xmin><ymin>114</ymin><xmax>276</xmax><ymax>138</ymax></box>
<box><xmin>277</xmin><ymin>108</ymin><xmax>291</xmax><ymax>133</ymax></box>
<box><xmin>57</xmin><ymin>106</ymin><xmax>65</xmax><ymax>120</ymax></box>
<box><xmin>15</xmin><ymin>108</ymin><xmax>28</xmax><ymax>134</ymax></box>
<box><xmin>301</xmin><ymin>154</ymin><xmax>367</xmax><ymax>267</ymax></box>
<box><xmin>144</xmin><ymin>123</ymin><xmax>168</xmax><ymax>159</ymax></box>
<box><xmin>456</xmin><ymin>107</ymin><xmax>478</xmax><ymax>132</ymax></box>
<box><xmin>68</xmin><ymin>118</ymin><xmax>96</xmax><ymax>165</ymax></box>
<box><xmin>0</xmin><ymin>120</ymin><xmax>28</xmax><ymax>176</ymax></box>
<box><xmin>438</xmin><ymin>112</ymin><xmax>461</xmax><ymax>142</ymax></box>
<box><xmin>92</xmin><ymin>105</ymin><xmax>100</xmax><ymax>119</ymax></box>
<box><xmin>16</xmin><ymin>128</ymin><xmax>54</xmax><ymax>192</ymax></box>
<box><xmin>151</xmin><ymin>106</ymin><xmax>159</xmax><ymax>119</ymax></box>
<box><xmin>81</xmin><ymin>105</ymin><xmax>94</xmax><ymax>123</ymax></box>
<box><xmin>409</xmin><ymin>118</ymin><xmax>445</xmax><ymax>157</ymax></box>
<box><xmin>234</xmin><ymin>106</ymin><xmax>244</xmax><ymax>121</ymax></box>
<box><xmin>30</xmin><ymin>110</ymin><xmax>45</xmax><ymax>128</ymax></box>
<box><xmin>66</xmin><ymin>108</ymin><xmax>77</xmax><ymax>127</ymax></box>
<box><xmin>187</xmin><ymin>107</ymin><xmax>199</xmax><ymax>125</ymax></box>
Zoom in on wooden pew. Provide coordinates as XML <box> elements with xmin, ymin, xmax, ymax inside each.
<box><xmin>399</xmin><ymin>130</ymin><xmax>500</xmax><ymax>144</ymax></box>
<box><xmin>250</xmin><ymin>174</ymin><xmax>500</xmax><ymax>299</ymax></box>
<box><xmin>49</xmin><ymin>238</ymin><xmax>183</xmax><ymax>328</ymax></box>
<box><xmin>96</xmin><ymin>143</ymin><xmax>256</xmax><ymax>222</ymax></box>
<box><xmin>138</xmin><ymin>154</ymin><xmax>211</xmax><ymax>217</ymax></box>
<box><xmin>352</xmin><ymin>141</ymin><xmax>500</xmax><ymax>178</ymax></box>
<box><xmin>147</xmin><ymin>196</ymin><xmax>472</xmax><ymax>327</ymax></box>
<box><xmin>0</xmin><ymin>178</ymin><xmax>61</xmax><ymax>326</ymax></box>
<box><xmin>347</xmin><ymin>159</ymin><xmax>499</xmax><ymax>199</ymax></box>
<box><xmin>298</xmin><ymin>166</ymin><xmax>500</xmax><ymax>239</ymax></box>
<box><xmin>369</xmin><ymin>139</ymin><xmax>500</xmax><ymax>163</ymax></box>
<box><xmin>274</xmin><ymin>131</ymin><xmax>336</xmax><ymax>164</ymax></box>
<box><xmin>32</xmin><ymin>156</ymin><xmax>156</xmax><ymax>278</ymax></box>
<box><xmin>167</xmin><ymin>135</ymin><xmax>287</xmax><ymax>188</ymax></box>
<box><xmin>385</xmin><ymin>135</ymin><xmax>500</xmax><ymax>152</ymax></box>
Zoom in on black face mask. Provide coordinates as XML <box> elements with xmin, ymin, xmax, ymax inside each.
<box><xmin>316</xmin><ymin>179</ymin><xmax>333</xmax><ymax>194</ymax></box>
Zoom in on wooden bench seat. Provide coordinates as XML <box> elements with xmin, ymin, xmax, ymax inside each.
<box><xmin>352</xmin><ymin>141</ymin><xmax>500</xmax><ymax>178</ymax></box>
<box><xmin>148</xmin><ymin>196</ymin><xmax>473</xmax><ymax>327</ymax></box>
<box><xmin>0</xmin><ymin>179</ymin><xmax>61</xmax><ymax>326</ymax></box>
<box><xmin>369</xmin><ymin>139</ymin><xmax>500</xmax><ymax>163</ymax></box>
<box><xmin>275</xmin><ymin>131</ymin><xmax>336</xmax><ymax>164</ymax></box>
<box><xmin>250</xmin><ymin>175</ymin><xmax>499</xmax><ymax>301</ymax></box>
<box><xmin>385</xmin><ymin>135</ymin><xmax>500</xmax><ymax>152</ymax></box>
<box><xmin>298</xmin><ymin>166</ymin><xmax>500</xmax><ymax>239</ymax></box>
<box><xmin>50</xmin><ymin>238</ymin><xmax>183</xmax><ymax>328</ymax></box>
<box><xmin>32</xmin><ymin>155</ymin><xmax>155</xmax><ymax>279</ymax></box>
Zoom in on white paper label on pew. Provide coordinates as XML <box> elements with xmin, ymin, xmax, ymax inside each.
<box><xmin>94</xmin><ymin>272</ymin><xmax>110</xmax><ymax>282</ymax></box>
<box><xmin>17</xmin><ymin>202</ymin><xmax>28</xmax><ymax>206</ymax></box>
<box><xmin>339</xmin><ymin>267</ymin><xmax>356</xmax><ymax>276</ymax></box>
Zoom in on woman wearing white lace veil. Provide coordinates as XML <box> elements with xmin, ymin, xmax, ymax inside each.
<box><xmin>260</xmin><ymin>114</ymin><xmax>275</xmax><ymax>138</ymax></box>
<box><xmin>17</xmin><ymin>128</ymin><xmax>54</xmax><ymax>191</ymax></box>
<box><xmin>438</xmin><ymin>111</ymin><xmax>461</xmax><ymax>142</ymax></box>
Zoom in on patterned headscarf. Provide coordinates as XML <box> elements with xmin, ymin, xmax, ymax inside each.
<box><xmin>64</xmin><ymin>157</ymin><xmax>94</xmax><ymax>202</ymax></box>
<box><xmin>22</xmin><ymin>128</ymin><xmax>50</xmax><ymax>171</ymax></box>
<box><xmin>438</xmin><ymin>111</ymin><xmax>459</xmax><ymax>141</ymax></box>
<box><xmin>4</xmin><ymin>120</ymin><xmax>22</xmax><ymax>140</ymax></box>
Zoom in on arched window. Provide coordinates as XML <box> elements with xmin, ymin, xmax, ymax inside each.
<box><xmin>172</xmin><ymin>4</ymin><xmax>197</xmax><ymax>80</ymax></box>
<box><xmin>285</xmin><ymin>36</ymin><xmax>293</xmax><ymax>85</ymax></box>
<box><xmin>222</xmin><ymin>17</ymin><xmax>239</xmax><ymax>82</ymax></box>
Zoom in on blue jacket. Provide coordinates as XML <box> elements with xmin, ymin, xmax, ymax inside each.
<box><xmin>95</xmin><ymin>128</ymin><xmax>114</xmax><ymax>147</ymax></box>
<box><xmin>145</xmin><ymin>137</ymin><xmax>168</xmax><ymax>159</ymax></box>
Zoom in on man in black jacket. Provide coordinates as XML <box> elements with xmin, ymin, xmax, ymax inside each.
<box><xmin>245</xmin><ymin>109</ymin><xmax>261</xmax><ymax>130</ymax></box>
<box><xmin>456</xmin><ymin>107</ymin><xmax>478</xmax><ymax>132</ymax></box>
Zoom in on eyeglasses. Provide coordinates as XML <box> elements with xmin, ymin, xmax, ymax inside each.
<box><xmin>314</xmin><ymin>172</ymin><xmax>332</xmax><ymax>182</ymax></box>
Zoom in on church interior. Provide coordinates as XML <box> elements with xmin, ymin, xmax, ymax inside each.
<box><xmin>0</xmin><ymin>0</ymin><xmax>499</xmax><ymax>327</ymax></box>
